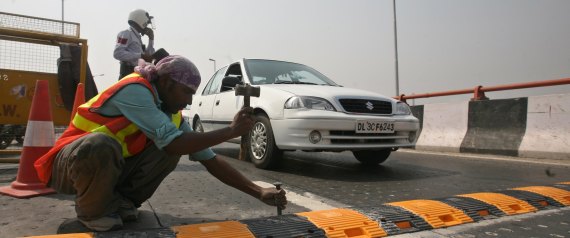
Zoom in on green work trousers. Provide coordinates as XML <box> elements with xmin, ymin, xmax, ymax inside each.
<box><xmin>50</xmin><ymin>133</ymin><xmax>181</xmax><ymax>221</ymax></box>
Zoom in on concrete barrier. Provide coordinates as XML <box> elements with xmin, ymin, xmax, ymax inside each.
<box><xmin>460</xmin><ymin>98</ymin><xmax>527</xmax><ymax>156</ymax></box>
<box><xmin>410</xmin><ymin>93</ymin><xmax>570</xmax><ymax>160</ymax></box>
<box><xmin>519</xmin><ymin>94</ymin><xmax>570</xmax><ymax>160</ymax></box>
<box><xmin>415</xmin><ymin>101</ymin><xmax>469</xmax><ymax>153</ymax></box>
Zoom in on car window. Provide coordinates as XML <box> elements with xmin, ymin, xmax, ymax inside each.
<box><xmin>219</xmin><ymin>63</ymin><xmax>244</xmax><ymax>92</ymax></box>
<box><xmin>201</xmin><ymin>72</ymin><xmax>217</xmax><ymax>95</ymax></box>
<box><xmin>275</xmin><ymin>71</ymin><xmax>323</xmax><ymax>85</ymax></box>
<box><xmin>251</xmin><ymin>76</ymin><xmax>268</xmax><ymax>85</ymax></box>
<box><xmin>244</xmin><ymin>59</ymin><xmax>338</xmax><ymax>86</ymax></box>
<box><xmin>202</xmin><ymin>66</ymin><xmax>228</xmax><ymax>95</ymax></box>
<box><xmin>225</xmin><ymin>63</ymin><xmax>243</xmax><ymax>78</ymax></box>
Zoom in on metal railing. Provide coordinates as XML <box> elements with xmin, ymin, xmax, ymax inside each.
<box><xmin>395</xmin><ymin>77</ymin><xmax>570</xmax><ymax>103</ymax></box>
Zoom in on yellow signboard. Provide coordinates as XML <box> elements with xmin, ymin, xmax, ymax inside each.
<box><xmin>0</xmin><ymin>68</ymin><xmax>71</xmax><ymax>126</ymax></box>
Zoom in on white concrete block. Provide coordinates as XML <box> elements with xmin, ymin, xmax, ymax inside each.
<box><xmin>416</xmin><ymin>101</ymin><xmax>469</xmax><ymax>152</ymax></box>
<box><xmin>519</xmin><ymin>93</ymin><xmax>570</xmax><ymax>159</ymax></box>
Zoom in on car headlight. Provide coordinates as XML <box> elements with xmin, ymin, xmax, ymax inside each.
<box><xmin>284</xmin><ymin>96</ymin><xmax>336</xmax><ymax>111</ymax></box>
<box><xmin>394</xmin><ymin>102</ymin><xmax>411</xmax><ymax>115</ymax></box>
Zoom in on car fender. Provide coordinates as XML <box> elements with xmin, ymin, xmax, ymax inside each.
<box><xmin>248</xmin><ymin>86</ymin><xmax>295</xmax><ymax>120</ymax></box>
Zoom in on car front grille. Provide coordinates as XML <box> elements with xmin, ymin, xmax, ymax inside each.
<box><xmin>338</xmin><ymin>99</ymin><xmax>392</xmax><ymax>114</ymax></box>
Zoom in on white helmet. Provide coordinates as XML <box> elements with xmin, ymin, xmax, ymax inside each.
<box><xmin>128</xmin><ymin>9</ymin><xmax>154</xmax><ymax>29</ymax></box>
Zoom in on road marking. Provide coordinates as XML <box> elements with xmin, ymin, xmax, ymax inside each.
<box><xmin>253</xmin><ymin>181</ymin><xmax>346</xmax><ymax>211</ymax></box>
<box><xmin>399</xmin><ymin>149</ymin><xmax>570</xmax><ymax>166</ymax></box>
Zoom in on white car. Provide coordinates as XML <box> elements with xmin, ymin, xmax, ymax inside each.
<box><xmin>185</xmin><ymin>59</ymin><xmax>419</xmax><ymax>169</ymax></box>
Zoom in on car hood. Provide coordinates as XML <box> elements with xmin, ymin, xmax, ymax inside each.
<box><xmin>261</xmin><ymin>84</ymin><xmax>396</xmax><ymax>102</ymax></box>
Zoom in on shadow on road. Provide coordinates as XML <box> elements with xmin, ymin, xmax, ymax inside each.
<box><xmin>212</xmin><ymin>147</ymin><xmax>458</xmax><ymax>183</ymax></box>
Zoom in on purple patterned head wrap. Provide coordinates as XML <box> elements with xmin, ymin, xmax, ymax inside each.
<box><xmin>134</xmin><ymin>55</ymin><xmax>201</xmax><ymax>91</ymax></box>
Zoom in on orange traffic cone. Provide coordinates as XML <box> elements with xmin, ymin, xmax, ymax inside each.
<box><xmin>0</xmin><ymin>80</ymin><xmax>56</xmax><ymax>198</ymax></box>
<box><xmin>70</xmin><ymin>83</ymin><xmax>85</xmax><ymax>121</ymax></box>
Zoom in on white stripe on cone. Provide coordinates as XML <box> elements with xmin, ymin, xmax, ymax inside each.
<box><xmin>23</xmin><ymin>120</ymin><xmax>55</xmax><ymax>147</ymax></box>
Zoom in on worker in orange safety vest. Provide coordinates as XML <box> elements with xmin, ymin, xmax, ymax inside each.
<box><xmin>34</xmin><ymin>55</ymin><xmax>287</xmax><ymax>232</ymax></box>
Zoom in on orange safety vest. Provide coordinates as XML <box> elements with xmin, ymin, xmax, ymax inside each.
<box><xmin>34</xmin><ymin>74</ymin><xmax>182</xmax><ymax>184</ymax></box>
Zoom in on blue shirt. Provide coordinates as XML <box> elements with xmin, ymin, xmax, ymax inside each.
<box><xmin>96</xmin><ymin>83</ymin><xmax>215</xmax><ymax>161</ymax></box>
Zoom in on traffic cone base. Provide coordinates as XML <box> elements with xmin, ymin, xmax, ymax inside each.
<box><xmin>0</xmin><ymin>186</ymin><xmax>55</xmax><ymax>199</ymax></box>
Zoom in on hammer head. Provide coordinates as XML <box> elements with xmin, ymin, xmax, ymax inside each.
<box><xmin>235</xmin><ymin>83</ymin><xmax>260</xmax><ymax>107</ymax></box>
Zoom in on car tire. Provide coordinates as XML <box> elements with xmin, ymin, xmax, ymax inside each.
<box><xmin>0</xmin><ymin>138</ymin><xmax>9</xmax><ymax>149</ymax></box>
<box><xmin>353</xmin><ymin>149</ymin><xmax>391</xmax><ymax>165</ymax></box>
<box><xmin>193</xmin><ymin>117</ymin><xmax>204</xmax><ymax>133</ymax></box>
<box><xmin>0</xmin><ymin>125</ymin><xmax>12</xmax><ymax>149</ymax></box>
<box><xmin>14</xmin><ymin>126</ymin><xmax>25</xmax><ymax>144</ymax></box>
<box><xmin>246</xmin><ymin>114</ymin><xmax>283</xmax><ymax>169</ymax></box>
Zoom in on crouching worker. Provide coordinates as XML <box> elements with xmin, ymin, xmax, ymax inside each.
<box><xmin>34</xmin><ymin>55</ymin><xmax>287</xmax><ymax>231</ymax></box>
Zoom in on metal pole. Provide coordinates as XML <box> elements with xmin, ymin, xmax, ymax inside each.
<box><xmin>61</xmin><ymin>0</ymin><xmax>64</xmax><ymax>34</ymax></box>
<box><xmin>79</xmin><ymin>40</ymin><xmax>88</xmax><ymax>85</ymax></box>
<box><xmin>209</xmin><ymin>58</ymin><xmax>216</xmax><ymax>72</ymax></box>
<box><xmin>393</xmin><ymin>0</ymin><xmax>400</xmax><ymax>96</ymax></box>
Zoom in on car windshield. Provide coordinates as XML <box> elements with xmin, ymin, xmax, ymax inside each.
<box><xmin>244</xmin><ymin>59</ymin><xmax>339</xmax><ymax>86</ymax></box>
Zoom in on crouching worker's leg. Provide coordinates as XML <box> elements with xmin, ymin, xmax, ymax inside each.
<box><xmin>50</xmin><ymin>133</ymin><xmax>124</xmax><ymax>231</ymax></box>
<box><xmin>115</xmin><ymin>143</ymin><xmax>181</xmax><ymax>222</ymax></box>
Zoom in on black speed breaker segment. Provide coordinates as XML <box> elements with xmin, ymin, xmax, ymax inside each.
<box><xmin>94</xmin><ymin>227</ymin><xmax>175</xmax><ymax>238</ymax></box>
<box><xmin>436</xmin><ymin>196</ymin><xmax>506</xmax><ymax>222</ymax></box>
<box><xmin>498</xmin><ymin>190</ymin><xmax>564</xmax><ymax>210</ymax></box>
<box><xmin>240</xmin><ymin>214</ymin><xmax>327</xmax><ymax>238</ymax></box>
<box><xmin>553</xmin><ymin>183</ymin><xmax>570</xmax><ymax>192</ymax></box>
<box><xmin>352</xmin><ymin>205</ymin><xmax>432</xmax><ymax>236</ymax></box>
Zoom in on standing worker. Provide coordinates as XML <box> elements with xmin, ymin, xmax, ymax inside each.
<box><xmin>114</xmin><ymin>9</ymin><xmax>156</xmax><ymax>80</ymax></box>
<box><xmin>34</xmin><ymin>55</ymin><xmax>287</xmax><ymax>231</ymax></box>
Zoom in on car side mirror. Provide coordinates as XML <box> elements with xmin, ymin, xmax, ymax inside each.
<box><xmin>221</xmin><ymin>76</ymin><xmax>243</xmax><ymax>92</ymax></box>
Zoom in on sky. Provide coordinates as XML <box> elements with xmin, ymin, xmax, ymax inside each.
<box><xmin>2</xmin><ymin>0</ymin><xmax>570</xmax><ymax>104</ymax></box>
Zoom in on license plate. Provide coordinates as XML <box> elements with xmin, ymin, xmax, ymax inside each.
<box><xmin>356</xmin><ymin>120</ymin><xmax>395</xmax><ymax>134</ymax></box>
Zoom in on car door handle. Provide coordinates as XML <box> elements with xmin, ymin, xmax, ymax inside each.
<box><xmin>215</xmin><ymin>100</ymin><xmax>220</xmax><ymax>106</ymax></box>
<box><xmin>199</xmin><ymin>102</ymin><xmax>202</xmax><ymax>107</ymax></box>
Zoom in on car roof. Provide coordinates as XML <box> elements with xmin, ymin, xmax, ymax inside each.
<box><xmin>219</xmin><ymin>58</ymin><xmax>310</xmax><ymax>68</ymax></box>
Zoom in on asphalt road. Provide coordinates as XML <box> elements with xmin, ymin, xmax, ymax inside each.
<box><xmin>1</xmin><ymin>142</ymin><xmax>569</xmax><ymax>237</ymax></box>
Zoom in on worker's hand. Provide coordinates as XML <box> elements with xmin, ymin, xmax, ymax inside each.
<box><xmin>259</xmin><ymin>187</ymin><xmax>287</xmax><ymax>210</ymax></box>
<box><xmin>143</xmin><ymin>28</ymin><xmax>154</xmax><ymax>40</ymax></box>
<box><xmin>229</xmin><ymin>107</ymin><xmax>254</xmax><ymax>137</ymax></box>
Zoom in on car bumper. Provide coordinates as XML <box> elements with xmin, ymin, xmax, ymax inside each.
<box><xmin>271</xmin><ymin>111</ymin><xmax>420</xmax><ymax>151</ymax></box>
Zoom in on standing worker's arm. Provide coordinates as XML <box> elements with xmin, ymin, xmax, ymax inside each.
<box><xmin>143</xmin><ymin>28</ymin><xmax>155</xmax><ymax>55</ymax></box>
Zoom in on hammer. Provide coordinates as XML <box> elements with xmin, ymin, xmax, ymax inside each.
<box><xmin>235</xmin><ymin>83</ymin><xmax>260</xmax><ymax>161</ymax></box>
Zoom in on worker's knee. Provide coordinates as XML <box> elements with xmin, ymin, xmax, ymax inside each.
<box><xmin>76</xmin><ymin>133</ymin><xmax>123</xmax><ymax>167</ymax></box>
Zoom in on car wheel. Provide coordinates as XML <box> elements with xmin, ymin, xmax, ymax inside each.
<box><xmin>0</xmin><ymin>138</ymin><xmax>9</xmax><ymax>149</ymax></box>
<box><xmin>0</xmin><ymin>126</ymin><xmax>12</xmax><ymax>150</ymax></box>
<box><xmin>193</xmin><ymin>117</ymin><xmax>204</xmax><ymax>133</ymax></box>
<box><xmin>14</xmin><ymin>126</ymin><xmax>25</xmax><ymax>144</ymax></box>
<box><xmin>352</xmin><ymin>149</ymin><xmax>391</xmax><ymax>165</ymax></box>
<box><xmin>247</xmin><ymin>114</ymin><xmax>283</xmax><ymax>169</ymax></box>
